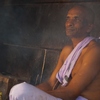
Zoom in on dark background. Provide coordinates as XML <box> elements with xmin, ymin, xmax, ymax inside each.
<box><xmin>0</xmin><ymin>0</ymin><xmax>100</xmax><ymax>87</ymax></box>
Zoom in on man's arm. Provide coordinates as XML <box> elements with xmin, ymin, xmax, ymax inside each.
<box><xmin>47</xmin><ymin>46</ymin><xmax>100</xmax><ymax>100</ymax></box>
<box><xmin>36</xmin><ymin>46</ymin><xmax>72</xmax><ymax>92</ymax></box>
<box><xmin>36</xmin><ymin>81</ymin><xmax>53</xmax><ymax>92</ymax></box>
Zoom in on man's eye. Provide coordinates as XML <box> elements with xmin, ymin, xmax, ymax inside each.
<box><xmin>66</xmin><ymin>17</ymin><xmax>70</xmax><ymax>21</ymax></box>
<box><xmin>75</xmin><ymin>17</ymin><xmax>81</xmax><ymax>22</ymax></box>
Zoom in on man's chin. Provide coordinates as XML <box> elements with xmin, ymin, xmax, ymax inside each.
<box><xmin>66</xmin><ymin>32</ymin><xmax>75</xmax><ymax>37</ymax></box>
<box><xmin>66</xmin><ymin>33</ymin><xmax>80</xmax><ymax>39</ymax></box>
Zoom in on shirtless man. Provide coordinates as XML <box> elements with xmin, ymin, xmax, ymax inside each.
<box><xmin>9</xmin><ymin>5</ymin><xmax>100</xmax><ymax>100</ymax></box>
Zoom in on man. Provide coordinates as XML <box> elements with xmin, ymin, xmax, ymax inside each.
<box><xmin>9</xmin><ymin>5</ymin><xmax>100</xmax><ymax>100</ymax></box>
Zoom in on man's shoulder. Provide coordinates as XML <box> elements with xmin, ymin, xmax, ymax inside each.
<box><xmin>61</xmin><ymin>45</ymin><xmax>73</xmax><ymax>55</ymax></box>
<box><xmin>62</xmin><ymin>45</ymin><xmax>73</xmax><ymax>51</ymax></box>
<box><xmin>87</xmin><ymin>40</ymin><xmax>100</xmax><ymax>52</ymax></box>
<box><xmin>83</xmin><ymin>40</ymin><xmax>100</xmax><ymax>58</ymax></box>
<box><xmin>60</xmin><ymin>45</ymin><xmax>73</xmax><ymax>62</ymax></box>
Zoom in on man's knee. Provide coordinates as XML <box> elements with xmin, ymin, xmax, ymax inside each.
<box><xmin>9</xmin><ymin>82</ymin><xmax>31</xmax><ymax>99</ymax></box>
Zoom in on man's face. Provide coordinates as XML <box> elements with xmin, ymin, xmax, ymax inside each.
<box><xmin>65</xmin><ymin>7</ymin><xmax>89</xmax><ymax>38</ymax></box>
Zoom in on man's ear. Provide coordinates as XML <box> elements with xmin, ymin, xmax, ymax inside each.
<box><xmin>86</xmin><ymin>24</ymin><xmax>94</xmax><ymax>33</ymax></box>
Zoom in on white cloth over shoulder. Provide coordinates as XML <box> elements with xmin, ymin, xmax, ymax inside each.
<box><xmin>56</xmin><ymin>36</ymin><xmax>94</xmax><ymax>86</ymax></box>
<box><xmin>76</xmin><ymin>96</ymin><xmax>88</xmax><ymax>100</ymax></box>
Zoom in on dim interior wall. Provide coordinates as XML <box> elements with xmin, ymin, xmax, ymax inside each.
<box><xmin>0</xmin><ymin>2</ymin><xmax>100</xmax><ymax>98</ymax></box>
<box><xmin>0</xmin><ymin>2</ymin><xmax>72</xmax><ymax>85</ymax></box>
<box><xmin>0</xmin><ymin>43</ymin><xmax>60</xmax><ymax>84</ymax></box>
<box><xmin>0</xmin><ymin>3</ymin><xmax>71</xmax><ymax>50</ymax></box>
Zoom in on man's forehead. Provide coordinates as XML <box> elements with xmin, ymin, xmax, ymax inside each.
<box><xmin>67</xmin><ymin>7</ymin><xmax>86</xmax><ymax>17</ymax></box>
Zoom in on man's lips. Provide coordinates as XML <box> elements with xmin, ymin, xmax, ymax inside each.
<box><xmin>66</xmin><ymin>28</ymin><xmax>75</xmax><ymax>30</ymax></box>
<box><xmin>66</xmin><ymin>28</ymin><xmax>75</xmax><ymax>31</ymax></box>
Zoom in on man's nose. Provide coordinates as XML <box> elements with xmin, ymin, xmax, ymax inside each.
<box><xmin>66</xmin><ymin>20</ymin><xmax>74</xmax><ymax>27</ymax></box>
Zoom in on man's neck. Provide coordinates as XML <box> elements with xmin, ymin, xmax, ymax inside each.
<box><xmin>71</xmin><ymin>36</ymin><xmax>88</xmax><ymax>48</ymax></box>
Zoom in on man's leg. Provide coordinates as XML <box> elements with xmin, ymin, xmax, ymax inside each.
<box><xmin>9</xmin><ymin>82</ymin><xmax>62</xmax><ymax>100</ymax></box>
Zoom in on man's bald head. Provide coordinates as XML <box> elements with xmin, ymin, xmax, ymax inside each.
<box><xmin>68</xmin><ymin>5</ymin><xmax>95</xmax><ymax>24</ymax></box>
